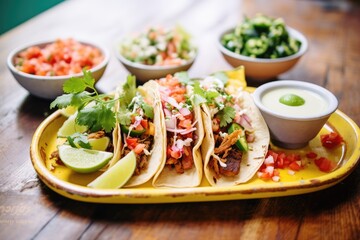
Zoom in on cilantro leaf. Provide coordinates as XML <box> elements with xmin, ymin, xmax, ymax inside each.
<box><xmin>175</xmin><ymin>71</ymin><xmax>191</xmax><ymax>85</ymax></box>
<box><xmin>192</xmin><ymin>81</ymin><xmax>207</xmax><ymax>105</ymax></box>
<box><xmin>63</xmin><ymin>77</ymin><xmax>87</xmax><ymax>93</ymax></box>
<box><xmin>117</xmin><ymin>107</ymin><xmax>132</xmax><ymax>126</ymax></box>
<box><xmin>50</xmin><ymin>92</ymin><xmax>91</xmax><ymax>109</ymax></box>
<box><xmin>63</xmin><ymin>69</ymin><xmax>96</xmax><ymax>93</ymax></box>
<box><xmin>217</xmin><ymin>106</ymin><xmax>235</xmax><ymax>127</ymax></box>
<box><xmin>67</xmin><ymin>133</ymin><xmax>91</xmax><ymax>149</ymax></box>
<box><xmin>83</xmin><ymin>69</ymin><xmax>95</xmax><ymax>87</ymax></box>
<box><xmin>119</xmin><ymin>75</ymin><xmax>136</xmax><ymax>107</ymax></box>
<box><xmin>77</xmin><ymin>104</ymin><xmax>116</xmax><ymax>133</ymax></box>
<box><xmin>142</xmin><ymin>102</ymin><xmax>154</xmax><ymax>119</ymax></box>
<box><xmin>206</xmin><ymin>90</ymin><xmax>220</xmax><ymax>101</ymax></box>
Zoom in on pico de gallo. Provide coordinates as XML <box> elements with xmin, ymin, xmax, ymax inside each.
<box><xmin>258</xmin><ymin>131</ymin><xmax>343</xmax><ymax>182</ymax></box>
<box><xmin>14</xmin><ymin>38</ymin><xmax>104</xmax><ymax>76</ymax></box>
<box><xmin>120</xmin><ymin>26</ymin><xmax>196</xmax><ymax>66</ymax></box>
<box><xmin>118</xmin><ymin>76</ymin><xmax>156</xmax><ymax>176</ymax></box>
<box><xmin>156</xmin><ymin>74</ymin><xmax>197</xmax><ymax>174</ymax></box>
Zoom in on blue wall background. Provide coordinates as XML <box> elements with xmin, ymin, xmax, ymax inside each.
<box><xmin>0</xmin><ymin>0</ymin><xmax>64</xmax><ymax>34</ymax></box>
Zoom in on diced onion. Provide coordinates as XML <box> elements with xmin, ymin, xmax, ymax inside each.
<box><xmin>161</xmin><ymin>94</ymin><xmax>181</xmax><ymax>109</ymax></box>
<box><xmin>165</xmin><ymin>116</ymin><xmax>177</xmax><ymax>129</ymax></box>
<box><xmin>272</xmin><ymin>176</ymin><xmax>280</xmax><ymax>182</ymax></box>
<box><xmin>179</xmin><ymin>107</ymin><xmax>191</xmax><ymax>116</ymax></box>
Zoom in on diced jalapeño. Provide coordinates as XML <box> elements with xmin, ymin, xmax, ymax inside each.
<box><xmin>228</xmin><ymin>123</ymin><xmax>249</xmax><ymax>152</ymax></box>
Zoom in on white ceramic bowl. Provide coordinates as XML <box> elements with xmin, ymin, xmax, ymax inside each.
<box><xmin>115</xmin><ymin>49</ymin><xmax>196</xmax><ymax>83</ymax></box>
<box><xmin>252</xmin><ymin>80</ymin><xmax>338</xmax><ymax>149</ymax></box>
<box><xmin>7</xmin><ymin>39</ymin><xmax>109</xmax><ymax>99</ymax></box>
<box><xmin>218</xmin><ymin>27</ymin><xmax>308</xmax><ymax>81</ymax></box>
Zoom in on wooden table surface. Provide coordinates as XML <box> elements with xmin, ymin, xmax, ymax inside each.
<box><xmin>1</xmin><ymin>0</ymin><xmax>359</xmax><ymax>239</ymax></box>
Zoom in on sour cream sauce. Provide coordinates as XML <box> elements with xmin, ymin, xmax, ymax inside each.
<box><xmin>261</xmin><ymin>87</ymin><xmax>328</xmax><ymax>117</ymax></box>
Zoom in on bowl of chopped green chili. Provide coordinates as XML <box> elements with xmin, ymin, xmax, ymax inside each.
<box><xmin>219</xmin><ymin>14</ymin><xmax>308</xmax><ymax>81</ymax></box>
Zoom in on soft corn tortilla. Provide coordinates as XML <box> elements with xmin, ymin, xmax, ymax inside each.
<box><xmin>108</xmin><ymin>80</ymin><xmax>165</xmax><ymax>187</ymax></box>
<box><xmin>152</xmin><ymin>83</ymin><xmax>204</xmax><ymax>188</ymax></box>
<box><xmin>201</xmin><ymin>91</ymin><xmax>270</xmax><ymax>187</ymax></box>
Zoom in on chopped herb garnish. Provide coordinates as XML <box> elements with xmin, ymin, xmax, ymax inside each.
<box><xmin>50</xmin><ymin>69</ymin><xmax>116</xmax><ymax>133</ymax></box>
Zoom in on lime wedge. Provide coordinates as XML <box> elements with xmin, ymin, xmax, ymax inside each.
<box><xmin>87</xmin><ymin>151</ymin><xmax>136</xmax><ymax>189</ymax></box>
<box><xmin>58</xmin><ymin>145</ymin><xmax>113</xmax><ymax>173</ymax></box>
<box><xmin>57</xmin><ymin>113</ymin><xmax>88</xmax><ymax>138</ymax></box>
<box><xmin>89</xmin><ymin>137</ymin><xmax>110</xmax><ymax>151</ymax></box>
<box><xmin>60</xmin><ymin>106</ymin><xmax>77</xmax><ymax>117</ymax></box>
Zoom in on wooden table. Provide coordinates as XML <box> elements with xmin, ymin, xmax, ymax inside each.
<box><xmin>1</xmin><ymin>0</ymin><xmax>359</xmax><ymax>239</ymax></box>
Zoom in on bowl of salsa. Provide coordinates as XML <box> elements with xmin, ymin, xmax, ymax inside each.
<box><xmin>7</xmin><ymin>38</ymin><xmax>109</xmax><ymax>99</ymax></box>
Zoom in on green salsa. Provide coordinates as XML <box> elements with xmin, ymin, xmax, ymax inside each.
<box><xmin>279</xmin><ymin>93</ymin><xmax>305</xmax><ymax>106</ymax></box>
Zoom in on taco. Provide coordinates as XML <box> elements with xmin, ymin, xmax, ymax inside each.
<box><xmin>152</xmin><ymin>74</ymin><xmax>204</xmax><ymax>188</ymax></box>
<box><xmin>198</xmin><ymin>76</ymin><xmax>269</xmax><ymax>186</ymax></box>
<box><xmin>107</xmin><ymin>75</ymin><xmax>164</xmax><ymax>187</ymax></box>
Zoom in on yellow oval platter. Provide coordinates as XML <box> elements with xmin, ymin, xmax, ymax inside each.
<box><xmin>30</xmin><ymin>101</ymin><xmax>360</xmax><ymax>204</ymax></box>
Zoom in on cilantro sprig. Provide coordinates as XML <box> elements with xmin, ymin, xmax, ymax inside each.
<box><xmin>192</xmin><ymin>78</ymin><xmax>235</xmax><ymax>127</ymax></box>
<box><xmin>50</xmin><ymin>69</ymin><xmax>116</xmax><ymax>133</ymax></box>
<box><xmin>67</xmin><ymin>133</ymin><xmax>91</xmax><ymax>149</ymax></box>
<box><xmin>117</xmin><ymin>75</ymin><xmax>154</xmax><ymax>126</ymax></box>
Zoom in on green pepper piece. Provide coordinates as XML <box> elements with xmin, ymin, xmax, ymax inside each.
<box><xmin>228</xmin><ymin>123</ymin><xmax>248</xmax><ymax>152</ymax></box>
<box><xmin>245</xmin><ymin>37</ymin><xmax>268</xmax><ymax>56</ymax></box>
<box><xmin>120</xmin><ymin>124</ymin><xmax>146</xmax><ymax>137</ymax></box>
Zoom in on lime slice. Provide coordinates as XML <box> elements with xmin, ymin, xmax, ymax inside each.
<box><xmin>89</xmin><ymin>137</ymin><xmax>110</xmax><ymax>151</ymax></box>
<box><xmin>58</xmin><ymin>145</ymin><xmax>113</xmax><ymax>173</ymax></box>
<box><xmin>60</xmin><ymin>106</ymin><xmax>77</xmax><ymax>117</ymax></box>
<box><xmin>57</xmin><ymin>113</ymin><xmax>88</xmax><ymax>138</ymax></box>
<box><xmin>87</xmin><ymin>151</ymin><xmax>136</xmax><ymax>189</ymax></box>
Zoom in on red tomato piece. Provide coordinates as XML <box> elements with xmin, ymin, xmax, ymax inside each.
<box><xmin>314</xmin><ymin>157</ymin><xmax>336</xmax><ymax>172</ymax></box>
<box><xmin>306</xmin><ymin>151</ymin><xmax>318</xmax><ymax>159</ymax></box>
<box><xmin>133</xmin><ymin>143</ymin><xmax>146</xmax><ymax>155</ymax></box>
<box><xmin>126</xmin><ymin>137</ymin><xmax>138</xmax><ymax>150</ymax></box>
<box><xmin>289</xmin><ymin>161</ymin><xmax>301</xmax><ymax>171</ymax></box>
<box><xmin>320</xmin><ymin>132</ymin><xmax>343</xmax><ymax>149</ymax></box>
<box><xmin>140</xmin><ymin>119</ymin><xmax>148</xmax><ymax>129</ymax></box>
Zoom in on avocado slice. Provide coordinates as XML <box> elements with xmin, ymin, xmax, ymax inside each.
<box><xmin>228</xmin><ymin>123</ymin><xmax>249</xmax><ymax>152</ymax></box>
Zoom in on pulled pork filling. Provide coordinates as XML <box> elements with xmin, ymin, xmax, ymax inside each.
<box><xmin>210</xmin><ymin>128</ymin><xmax>243</xmax><ymax>178</ymax></box>
<box><xmin>123</xmin><ymin>134</ymin><xmax>154</xmax><ymax>176</ymax></box>
<box><xmin>165</xmin><ymin>132</ymin><xmax>194</xmax><ymax>174</ymax></box>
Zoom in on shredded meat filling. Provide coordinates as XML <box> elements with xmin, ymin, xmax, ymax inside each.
<box><xmin>214</xmin><ymin>129</ymin><xmax>242</xmax><ymax>154</ymax></box>
<box><xmin>125</xmin><ymin>135</ymin><xmax>154</xmax><ymax>176</ymax></box>
<box><xmin>210</xmin><ymin>129</ymin><xmax>243</xmax><ymax>179</ymax></box>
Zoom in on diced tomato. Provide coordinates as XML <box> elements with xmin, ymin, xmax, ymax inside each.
<box><xmin>267</xmin><ymin>150</ymin><xmax>278</xmax><ymax>162</ymax></box>
<box><xmin>126</xmin><ymin>137</ymin><xmax>138</xmax><ymax>150</ymax></box>
<box><xmin>15</xmin><ymin>38</ymin><xmax>103</xmax><ymax>76</ymax></box>
<box><xmin>257</xmin><ymin>171</ymin><xmax>272</xmax><ymax>180</ymax></box>
<box><xmin>314</xmin><ymin>157</ymin><xmax>336</xmax><ymax>172</ymax></box>
<box><xmin>289</xmin><ymin>161</ymin><xmax>301</xmax><ymax>171</ymax></box>
<box><xmin>320</xmin><ymin>132</ymin><xmax>343</xmax><ymax>149</ymax></box>
<box><xmin>21</xmin><ymin>61</ymin><xmax>36</xmax><ymax>74</ymax></box>
<box><xmin>306</xmin><ymin>151</ymin><xmax>318</xmax><ymax>159</ymax></box>
<box><xmin>140</xmin><ymin>119</ymin><xmax>148</xmax><ymax>129</ymax></box>
<box><xmin>178</xmin><ymin>119</ymin><xmax>192</xmax><ymax>129</ymax></box>
<box><xmin>133</xmin><ymin>143</ymin><xmax>146</xmax><ymax>155</ymax></box>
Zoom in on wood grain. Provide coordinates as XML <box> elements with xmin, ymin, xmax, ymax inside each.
<box><xmin>0</xmin><ymin>0</ymin><xmax>359</xmax><ymax>239</ymax></box>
